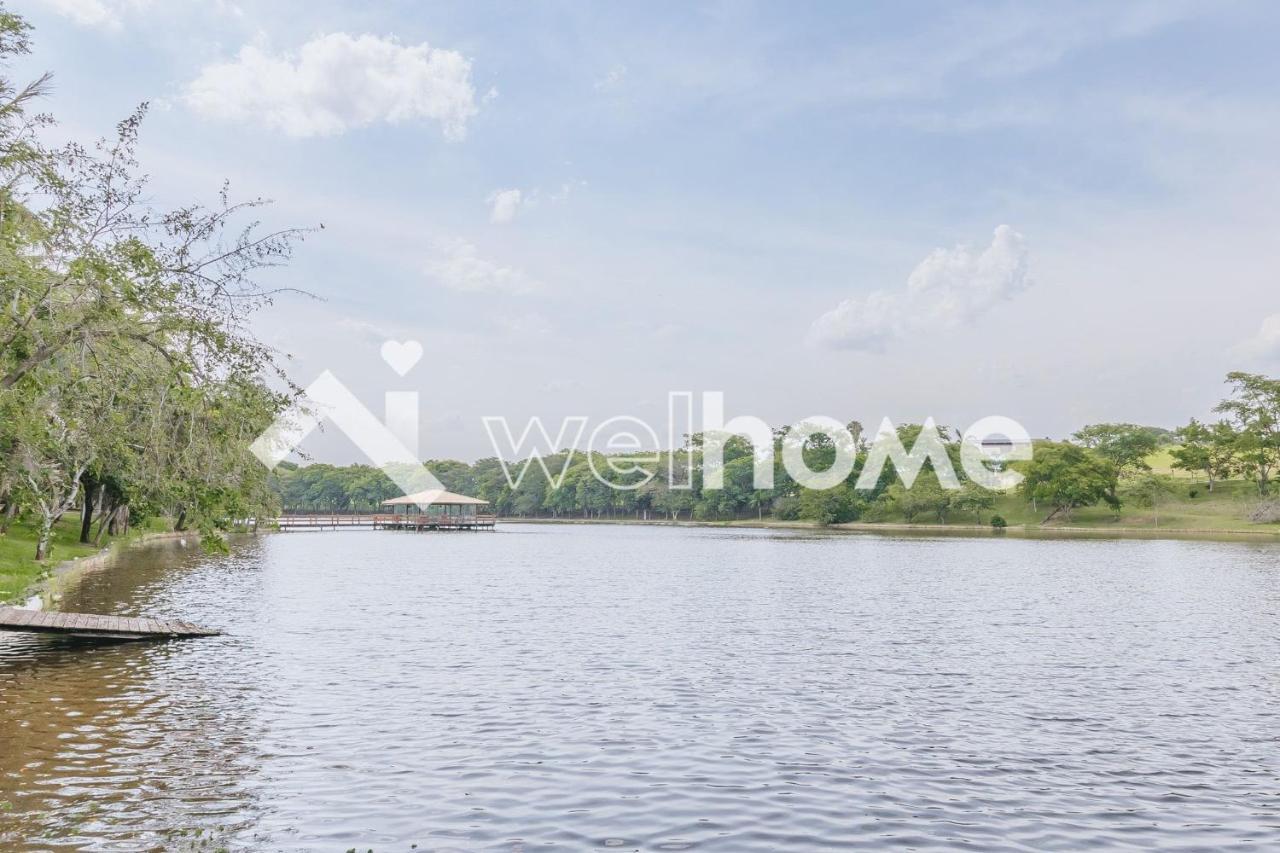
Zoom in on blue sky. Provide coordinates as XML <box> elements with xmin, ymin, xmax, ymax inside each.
<box><xmin>16</xmin><ymin>0</ymin><xmax>1280</xmax><ymax>460</ymax></box>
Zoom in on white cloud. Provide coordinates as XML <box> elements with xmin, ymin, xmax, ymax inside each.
<box><xmin>594</xmin><ymin>64</ymin><xmax>627</xmax><ymax>92</ymax></box>
<box><xmin>550</xmin><ymin>180</ymin><xmax>586</xmax><ymax>203</ymax></box>
<box><xmin>487</xmin><ymin>188</ymin><xmax>523</xmax><ymax>224</ymax></box>
<box><xmin>36</xmin><ymin>0</ymin><xmax>137</xmax><ymax>29</ymax></box>
<box><xmin>185</xmin><ymin>33</ymin><xmax>478</xmax><ymax>140</ymax></box>
<box><xmin>424</xmin><ymin>238</ymin><xmax>538</xmax><ymax>294</ymax></box>
<box><xmin>1233</xmin><ymin>313</ymin><xmax>1280</xmax><ymax>363</ymax></box>
<box><xmin>38</xmin><ymin>0</ymin><xmax>244</xmax><ymax>32</ymax></box>
<box><xmin>495</xmin><ymin>311</ymin><xmax>552</xmax><ymax>336</ymax></box>
<box><xmin>810</xmin><ymin>225</ymin><xmax>1031</xmax><ymax>350</ymax></box>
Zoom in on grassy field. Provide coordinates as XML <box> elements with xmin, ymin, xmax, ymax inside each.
<box><xmin>0</xmin><ymin>516</ymin><xmax>171</xmax><ymax>604</ymax></box>
<box><xmin>1145</xmin><ymin>447</ymin><xmax>1197</xmax><ymax>478</ymax></box>
<box><xmin>864</xmin><ymin>476</ymin><xmax>1273</xmax><ymax>533</ymax></box>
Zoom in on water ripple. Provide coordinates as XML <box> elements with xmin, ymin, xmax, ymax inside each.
<box><xmin>2</xmin><ymin>526</ymin><xmax>1279</xmax><ymax>850</ymax></box>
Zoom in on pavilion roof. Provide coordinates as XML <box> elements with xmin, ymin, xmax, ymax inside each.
<box><xmin>381</xmin><ymin>489</ymin><xmax>490</xmax><ymax>506</ymax></box>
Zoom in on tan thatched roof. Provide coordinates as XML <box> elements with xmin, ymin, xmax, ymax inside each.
<box><xmin>381</xmin><ymin>489</ymin><xmax>489</xmax><ymax>506</ymax></box>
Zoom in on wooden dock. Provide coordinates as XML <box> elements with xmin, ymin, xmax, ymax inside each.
<box><xmin>273</xmin><ymin>514</ymin><xmax>498</xmax><ymax>531</ymax></box>
<box><xmin>372</xmin><ymin>513</ymin><xmax>497</xmax><ymax>531</ymax></box>
<box><xmin>0</xmin><ymin>606</ymin><xmax>220</xmax><ymax>640</ymax></box>
<box><xmin>274</xmin><ymin>514</ymin><xmax>379</xmax><ymax>530</ymax></box>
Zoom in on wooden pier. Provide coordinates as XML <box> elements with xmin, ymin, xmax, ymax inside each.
<box><xmin>372</xmin><ymin>514</ymin><xmax>497</xmax><ymax>531</ymax></box>
<box><xmin>272</xmin><ymin>513</ymin><xmax>497</xmax><ymax>531</ymax></box>
<box><xmin>0</xmin><ymin>606</ymin><xmax>220</xmax><ymax>640</ymax></box>
<box><xmin>274</xmin><ymin>514</ymin><xmax>379</xmax><ymax>530</ymax></box>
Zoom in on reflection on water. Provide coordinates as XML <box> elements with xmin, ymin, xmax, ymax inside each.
<box><xmin>2</xmin><ymin>526</ymin><xmax>1279</xmax><ymax>850</ymax></box>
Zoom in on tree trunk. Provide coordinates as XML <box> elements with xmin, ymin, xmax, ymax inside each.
<box><xmin>79</xmin><ymin>486</ymin><xmax>97</xmax><ymax>544</ymax></box>
<box><xmin>1041</xmin><ymin>505</ymin><xmax>1066</xmax><ymax>525</ymax></box>
<box><xmin>175</xmin><ymin>508</ymin><xmax>188</xmax><ymax>532</ymax></box>
<box><xmin>35</xmin><ymin>515</ymin><xmax>53</xmax><ymax>561</ymax></box>
<box><xmin>94</xmin><ymin>503</ymin><xmax>118</xmax><ymax>546</ymax></box>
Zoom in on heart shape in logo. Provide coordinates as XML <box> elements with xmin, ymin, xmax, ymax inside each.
<box><xmin>380</xmin><ymin>339</ymin><xmax>423</xmax><ymax>376</ymax></box>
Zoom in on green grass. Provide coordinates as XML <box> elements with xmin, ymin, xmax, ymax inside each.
<box><xmin>0</xmin><ymin>515</ymin><xmax>172</xmax><ymax>604</ymax></box>
<box><xmin>948</xmin><ymin>448</ymin><xmax>1272</xmax><ymax>532</ymax></box>
<box><xmin>864</xmin><ymin>476</ymin><xmax>1274</xmax><ymax>533</ymax></box>
<box><xmin>1145</xmin><ymin>446</ymin><xmax>1196</xmax><ymax>478</ymax></box>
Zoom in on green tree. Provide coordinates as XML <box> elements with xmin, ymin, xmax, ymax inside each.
<box><xmin>0</xmin><ymin>9</ymin><xmax>300</xmax><ymax>557</ymax></box>
<box><xmin>796</xmin><ymin>485</ymin><xmax>859</xmax><ymax>525</ymax></box>
<box><xmin>1072</xmin><ymin>423</ymin><xmax>1158</xmax><ymax>503</ymax></box>
<box><xmin>1126</xmin><ymin>473</ymin><xmax>1178</xmax><ymax>527</ymax></box>
<box><xmin>1020</xmin><ymin>442</ymin><xmax>1118</xmax><ymax>524</ymax></box>
<box><xmin>1214</xmin><ymin>372</ymin><xmax>1280</xmax><ymax>495</ymax></box>
<box><xmin>949</xmin><ymin>481</ymin><xmax>996</xmax><ymax>523</ymax></box>
<box><xmin>1170</xmin><ymin>419</ymin><xmax>1238</xmax><ymax>492</ymax></box>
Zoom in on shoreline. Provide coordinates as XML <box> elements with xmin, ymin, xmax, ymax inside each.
<box><xmin>498</xmin><ymin>516</ymin><xmax>1280</xmax><ymax>543</ymax></box>
<box><xmin>22</xmin><ymin>531</ymin><xmax>197</xmax><ymax>610</ymax></box>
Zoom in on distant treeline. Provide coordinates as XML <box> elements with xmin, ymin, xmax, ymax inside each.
<box><xmin>272</xmin><ymin>371</ymin><xmax>1280</xmax><ymax>526</ymax></box>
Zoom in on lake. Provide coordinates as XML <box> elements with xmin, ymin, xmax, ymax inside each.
<box><xmin>2</xmin><ymin>524</ymin><xmax>1278</xmax><ymax>850</ymax></box>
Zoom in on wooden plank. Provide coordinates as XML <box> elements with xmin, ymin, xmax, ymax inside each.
<box><xmin>0</xmin><ymin>606</ymin><xmax>218</xmax><ymax>640</ymax></box>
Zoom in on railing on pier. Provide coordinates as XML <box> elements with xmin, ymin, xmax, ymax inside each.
<box><xmin>274</xmin><ymin>514</ymin><xmax>380</xmax><ymax>529</ymax></box>
<box><xmin>371</xmin><ymin>514</ymin><xmax>498</xmax><ymax>531</ymax></box>
<box><xmin>271</xmin><ymin>513</ymin><xmax>497</xmax><ymax>531</ymax></box>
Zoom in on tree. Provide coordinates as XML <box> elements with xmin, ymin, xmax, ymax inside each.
<box><xmin>796</xmin><ymin>485</ymin><xmax>859</xmax><ymax>525</ymax></box>
<box><xmin>1020</xmin><ymin>442</ymin><xmax>1118</xmax><ymax>524</ymax></box>
<box><xmin>949</xmin><ymin>481</ymin><xmax>996</xmax><ymax>523</ymax></box>
<box><xmin>1126</xmin><ymin>473</ymin><xmax>1177</xmax><ymax>527</ymax></box>
<box><xmin>1214</xmin><ymin>372</ymin><xmax>1280</xmax><ymax>495</ymax></box>
<box><xmin>1072</xmin><ymin>423</ymin><xmax>1158</xmax><ymax>503</ymax></box>
<box><xmin>0</xmin><ymin>9</ymin><xmax>301</xmax><ymax>558</ymax></box>
<box><xmin>1170</xmin><ymin>419</ymin><xmax>1238</xmax><ymax>492</ymax></box>
<box><xmin>885</xmin><ymin>475</ymin><xmax>951</xmax><ymax>523</ymax></box>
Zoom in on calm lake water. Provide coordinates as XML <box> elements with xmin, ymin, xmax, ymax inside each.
<box><xmin>1</xmin><ymin>524</ymin><xmax>1279</xmax><ymax>851</ymax></box>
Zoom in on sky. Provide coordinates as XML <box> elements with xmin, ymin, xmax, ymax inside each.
<box><xmin>14</xmin><ymin>0</ymin><xmax>1280</xmax><ymax>462</ymax></box>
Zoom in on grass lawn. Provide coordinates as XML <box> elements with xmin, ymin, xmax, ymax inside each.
<box><xmin>1145</xmin><ymin>446</ymin><xmax>1197</xmax><ymax>478</ymax></box>
<box><xmin>866</xmin><ymin>476</ymin><xmax>1275</xmax><ymax>533</ymax></box>
<box><xmin>0</xmin><ymin>515</ymin><xmax>171</xmax><ymax>603</ymax></box>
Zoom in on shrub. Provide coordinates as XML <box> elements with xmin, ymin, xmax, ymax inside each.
<box><xmin>990</xmin><ymin>515</ymin><xmax>1008</xmax><ymax>529</ymax></box>
<box><xmin>1189</xmin><ymin>489</ymin><xmax>1198</xmax><ymax>499</ymax></box>
<box><xmin>796</xmin><ymin>488</ymin><xmax>859</xmax><ymax>525</ymax></box>
<box><xmin>1248</xmin><ymin>500</ymin><xmax>1280</xmax><ymax>524</ymax></box>
<box><xmin>772</xmin><ymin>496</ymin><xmax>801</xmax><ymax>521</ymax></box>
<box><xmin>860</xmin><ymin>502</ymin><xmax>888</xmax><ymax>522</ymax></box>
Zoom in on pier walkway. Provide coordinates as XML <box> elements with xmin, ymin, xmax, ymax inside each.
<box><xmin>0</xmin><ymin>606</ymin><xmax>220</xmax><ymax>640</ymax></box>
<box><xmin>274</xmin><ymin>514</ymin><xmax>379</xmax><ymax>530</ymax></box>
<box><xmin>272</xmin><ymin>514</ymin><xmax>497</xmax><ymax>531</ymax></box>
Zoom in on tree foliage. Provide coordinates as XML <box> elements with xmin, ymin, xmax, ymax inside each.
<box><xmin>0</xmin><ymin>8</ymin><xmax>303</xmax><ymax>557</ymax></box>
<box><xmin>1019</xmin><ymin>442</ymin><xmax>1118</xmax><ymax>524</ymax></box>
<box><xmin>1214</xmin><ymin>372</ymin><xmax>1280</xmax><ymax>495</ymax></box>
<box><xmin>1170</xmin><ymin>419</ymin><xmax>1238</xmax><ymax>492</ymax></box>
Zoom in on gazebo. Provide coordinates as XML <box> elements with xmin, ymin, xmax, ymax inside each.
<box><xmin>376</xmin><ymin>489</ymin><xmax>495</xmax><ymax>530</ymax></box>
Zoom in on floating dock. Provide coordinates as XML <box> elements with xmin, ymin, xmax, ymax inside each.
<box><xmin>0</xmin><ymin>606</ymin><xmax>220</xmax><ymax>640</ymax></box>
